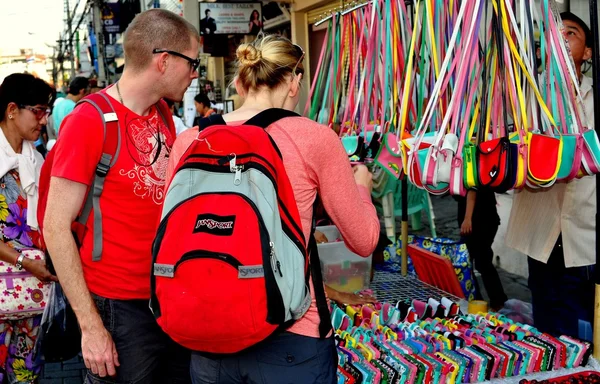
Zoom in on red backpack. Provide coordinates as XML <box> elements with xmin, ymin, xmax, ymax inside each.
<box><xmin>150</xmin><ymin>109</ymin><xmax>331</xmax><ymax>353</ymax></box>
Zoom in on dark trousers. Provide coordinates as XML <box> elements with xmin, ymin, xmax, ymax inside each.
<box><xmin>190</xmin><ymin>332</ymin><xmax>337</xmax><ymax>384</ymax></box>
<box><xmin>528</xmin><ymin>237</ymin><xmax>595</xmax><ymax>340</ymax></box>
<box><xmin>85</xmin><ymin>294</ymin><xmax>191</xmax><ymax>384</ymax></box>
<box><xmin>463</xmin><ymin>224</ymin><xmax>508</xmax><ymax>309</ymax></box>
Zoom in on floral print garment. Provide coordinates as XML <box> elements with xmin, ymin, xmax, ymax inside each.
<box><xmin>0</xmin><ymin>171</ymin><xmax>42</xmax><ymax>383</ymax></box>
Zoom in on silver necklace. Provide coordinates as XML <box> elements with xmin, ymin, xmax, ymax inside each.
<box><xmin>116</xmin><ymin>82</ymin><xmax>124</xmax><ymax>105</ymax></box>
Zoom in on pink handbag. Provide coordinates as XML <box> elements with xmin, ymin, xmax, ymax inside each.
<box><xmin>0</xmin><ymin>249</ymin><xmax>51</xmax><ymax>320</ymax></box>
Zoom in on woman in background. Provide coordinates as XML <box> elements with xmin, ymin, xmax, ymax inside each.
<box><xmin>248</xmin><ymin>10</ymin><xmax>262</xmax><ymax>35</ymax></box>
<box><xmin>0</xmin><ymin>73</ymin><xmax>57</xmax><ymax>383</ymax></box>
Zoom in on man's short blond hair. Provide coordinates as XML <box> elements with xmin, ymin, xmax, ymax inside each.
<box><xmin>123</xmin><ymin>9</ymin><xmax>199</xmax><ymax>71</ymax></box>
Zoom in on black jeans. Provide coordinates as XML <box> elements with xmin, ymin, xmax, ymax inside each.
<box><xmin>463</xmin><ymin>224</ymin><xmax>508</xmax><ymax>309</ymax></box>
<box><xmin>528</xmin><ymin>236</ymin><xmax>595</xmax><ymax>340</ymax></box>
<box><xmin>190</xmin><ymin>332</ymin><xmax>337</xmax><ymax>384</ymax></box>
<box><xmin>85</xmin><ymin>294</ymin><xmax>191</xmax><ymax>384</ymax></box>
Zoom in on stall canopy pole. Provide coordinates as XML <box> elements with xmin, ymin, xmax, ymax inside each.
<box><xmin>590</xmin><ymin>0</ymin><xmax>600</xmax><ymax>360</ymax></box>
<box><xmin>401</xmin><ymin>0</ymin><xmax>414</xmax><ymax>277</ymax></box>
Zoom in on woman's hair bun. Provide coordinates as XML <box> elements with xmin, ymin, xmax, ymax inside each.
<box><xmin>237</xmin><ymin>44</ymin><xmax>262</xmax><ymax>66</ymax></box>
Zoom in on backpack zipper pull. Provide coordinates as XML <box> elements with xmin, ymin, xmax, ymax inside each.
<box><xmin>270</xmin><ymin>242</ymin><xmax>283</xmax><ymax>277</ymax></box>
<box><xmin>229</xmin><ymin>153</ymin><xmax>243</xmax><ymax>185</ymax></box>
<box><xmin>233</xmin><ymin>166</ymin><xmax>243</xmax><ymax>185</ymax></box>
<box><xmin>229</xmin><ymin>154</ymin><xmax>237</xmax><ymax>172</ymax></box>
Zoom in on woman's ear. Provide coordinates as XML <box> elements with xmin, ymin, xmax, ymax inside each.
<box><xmin>234</xmin><ymin>77</ymin><xmax>247</xmax><ymax>98</ymax></box>
<box><xmin>289</xmin><ymin>73</ymin><xmax>303</xmax><ymax>98</ymax></box>
<box><xmin>6</xmin><ymin>102</ymin><xmax>19</xmax><ymax>118</ymax></box>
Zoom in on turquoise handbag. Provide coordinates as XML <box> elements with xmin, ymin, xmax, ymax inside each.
<box><xmin>557</xmin><ymin>134</ymin><xmax>583</xmax><ymax>181</ymax></box>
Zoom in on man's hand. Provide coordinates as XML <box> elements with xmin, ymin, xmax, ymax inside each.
<box><xmin>82</xmin><ymin>321</ymin><xmax>120</xmax><ymax>378</ymax></box>
<box><xmin>460</xmin><ymin>218</ymin><xmax>473</xmax><ymax>235</ymax></box>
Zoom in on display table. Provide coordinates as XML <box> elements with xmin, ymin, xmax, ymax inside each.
<box><xmin>360</xmin><ymin>271</ymin><xmax>597</xmax><ymax>383</ymax></box>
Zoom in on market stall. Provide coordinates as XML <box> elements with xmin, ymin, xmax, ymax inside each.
<box><xmin>302</xmin><ymin>0</ymin><xmax>600</xmax><ymax>381</ymax></box>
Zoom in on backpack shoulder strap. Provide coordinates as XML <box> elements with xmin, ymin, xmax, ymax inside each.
<box><xmin>198</xmin><ymin>108</ymin><xmax>300</xmax><ymax>131</ymax></box>
<box><xmin>244</xmin><ymin>108</ymin><xmax>300</xmax><ymax>128</ymax></box>
<box><xmin>198</xmin><ymin>114</ymin><xmax>227</xmax><ymax>131</ymax></box>
<box><xmin>76</xmin><ymin>92</ymin><xmax>121</xmax><ymax>262</ymax></box>
<box><xmin>309</xmin><ymin>195</ymin><xmax>333</xmax><ymax>339</ymax></box>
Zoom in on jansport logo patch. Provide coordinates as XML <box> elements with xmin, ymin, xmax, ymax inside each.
<box><xmin>193</xmin><ymin>214</ymin><xmax>236</xmax><ymax>236</ymax></box>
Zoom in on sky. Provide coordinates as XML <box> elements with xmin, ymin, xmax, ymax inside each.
<box><xmin>0</xmin><ymin>0</ymin><xmax>70</xmax><ymax>56</ymax></box>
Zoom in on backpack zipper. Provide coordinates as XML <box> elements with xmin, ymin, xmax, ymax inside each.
<box><xmin>174</xmin><ymin>250</ymin><xmax>242</xmax><ymax>272</ymax></box>
<box><xmin>270</xmin><ymin>242</ymin><xmax>282</xmax><ymax>277</ymax></box>
<box><xmin>228</xmin><ymin>153</ymin><xmax>244</xmax><ymax>185</ymax></box>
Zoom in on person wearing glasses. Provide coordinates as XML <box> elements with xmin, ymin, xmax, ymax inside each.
<box><xmin>166</xmin><ymin>34</ymin><xmax>379</xmax><ymax>384</ymax></box>
<box><xmin>0</xmin><ymin>73</ymin><xmax>57</xmax><ymax>383</ymax></box>
<box><xmin>42</xmin><ymin>9</ymin><xmax>199</xmax><ymax>384</ymax></box>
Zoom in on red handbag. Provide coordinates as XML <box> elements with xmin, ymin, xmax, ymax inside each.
<box><xmin>476</xmin><ymin>137</ymin><xmax>511</xmax><ymax>189</ymax></box>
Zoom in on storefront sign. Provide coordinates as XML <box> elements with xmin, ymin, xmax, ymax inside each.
<box><xmin>102</xmin><ymin>0</ymin><xmax>121</xmax><ymax>34</ymax></box>
<box><xmin>199</xmin><ymin>2</ymin><xmax>263</xmax><ymax>35</ymax></box>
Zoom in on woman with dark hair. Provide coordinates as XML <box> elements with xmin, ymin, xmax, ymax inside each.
<box><xmin>248</xmin><ymin>10</ymin><xmax>262</xmax><ymax>35</ymax></box>
<box><xmin>0</xmin><ymin>73</ymin><xmax>57</xmax><ymax>383</ymax></box>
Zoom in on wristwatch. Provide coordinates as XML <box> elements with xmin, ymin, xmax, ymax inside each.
<box><xmin>15</xmin><ymin>254</ymin><xmax>26</xmax><ymax>271</ymax></box>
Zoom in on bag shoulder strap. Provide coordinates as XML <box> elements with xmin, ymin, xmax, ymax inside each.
<box><xmin>198</xmin><ymin>113</ymin><xmax>226</xmax><ymax>130</ymax></box>
<box><xmin>198</xmin><ymin>109</ymin><xmax>300</xmax><ymax>131</ymax></box>
<box><xmin>309</xmin><ymin>195</ymin><xmax>333</xmax><ymax>339</ymax></box>
<box><xmin>76</xmin><ymin>92</ymin><xmax>121</xmax><ymax>262</ymax></box>
<box><xmin>244</xmin><ymin>108</ymin><xmax>300</xmax><ymax>128</ymax></box>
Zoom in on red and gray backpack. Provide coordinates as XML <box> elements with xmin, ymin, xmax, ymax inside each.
<box><xmin>151</xmin><ymin>108</ymin><xmax>331</xmax><ymax>353</ymax></box>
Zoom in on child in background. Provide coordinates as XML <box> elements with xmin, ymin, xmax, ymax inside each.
<box><xmin>457</xmin><ymin>189</ymin><xmax>507</xmax><ymax>311</ymax></box>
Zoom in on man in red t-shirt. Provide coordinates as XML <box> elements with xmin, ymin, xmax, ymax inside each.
<box><xmin>43</xmin><ymin>9</ymin><xmax>199</xmax><ymax>383</ymax></box>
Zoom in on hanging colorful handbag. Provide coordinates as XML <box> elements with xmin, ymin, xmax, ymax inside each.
<box><xmin>581</xmin><ymin>129</ymin><xmax>600</xmax><ymax>176</ymax></box>
<box><xmin>420</xmin><ymin>147</ymin><xmax>449</xmax><ymax>195</ymax></box>
<box><xmin>557</xmin><ymin>134</ymin><xmax>583</xmax><ymax>181</ymax></box>
<box><xmin>512</xmin><ymin>133</ymin><xmax>529</xmax><ymax>190</ymax></box>
<box><xmin>477</xmin><ymin>137</ymin><xmax>512</xmax><ymax>191</ymax></box>
<box><xmin>0</xmin><ymin>249</ymin><xmax>51</xmax><ymax>320</ymax></box>
<box><xmin>437</xmin><ymin>133</ymin><xmax>459</xmax><ymax>185</ymax></box>
<box><xmin>341</xmin><ymin>135</ymin><xmax>367</xmax><ymax>163</ymax></box>
<box><xmin>463</xmin><ymin>142</ymin><xmax>479</xmax><ymax>189</ymax></box>
<box><xmin>375</xmin><ymin>133</ymin><xmax>404</xmax><ymax>178</ymax></box>
<box><xmin>450</xmin><ymin>156</ymin><xmax>467</xmax><ymax>197</ymax></box>
<box><xmin>527</xmin><ymin>131</ymin><xmax>563</xmax><ymax>184</ymax></box>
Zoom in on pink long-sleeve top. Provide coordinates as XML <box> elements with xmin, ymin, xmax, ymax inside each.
<box><xmin>165</xmin><ymin>116</ymin><xmax>380</xmax><ymax>338</ymax></box>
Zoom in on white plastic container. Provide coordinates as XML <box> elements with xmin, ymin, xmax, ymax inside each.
<box><xmin>316</xmin><ymin>225</ymin><xmax>372</xmax><ymax>293</ymax></box>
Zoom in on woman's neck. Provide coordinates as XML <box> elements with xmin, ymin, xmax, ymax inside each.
<box><xmin>0</xmin><ymin>121</ymin><xmax>23</xmax><ymax>154</ymax></box>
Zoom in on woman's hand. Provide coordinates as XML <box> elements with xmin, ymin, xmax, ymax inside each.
<box><xmin>23</xmin><ymin>258</ymin><xmax>58</xmax><ymax>283</ymax></box>
<box><xmin>326</xmin><ymin>286</ymin><xmax>377</xmax><ymax>306</ymax></box>
<box><xmin>314</xmin><ymin>230</ymin><xmax>328</xmax><ymax>244</ymax></box>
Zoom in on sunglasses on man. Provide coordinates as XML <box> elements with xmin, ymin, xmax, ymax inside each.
<box><xmin>153</xmin><ymin>48</ymin><xmax>201</xmax><ymax>72</ymax></box>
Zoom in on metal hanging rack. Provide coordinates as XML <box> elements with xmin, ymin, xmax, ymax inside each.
<box><xmin>312</xmin><ymin>0</ymin><xmax>371</xmax><ymax>26</ymax></box>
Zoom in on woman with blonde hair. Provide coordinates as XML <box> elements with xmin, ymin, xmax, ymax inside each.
<box><xmin>166</xmin><ymin>34</ymin><xmax>379</xmax><ymax>384</ymax></box>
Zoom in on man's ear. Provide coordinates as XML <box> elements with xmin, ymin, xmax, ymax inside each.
<box><xmin>583</xmin><ymin>46</ymin><xmax>592</xmax><ymax>62</ymax></box>
<box><xmin>156</xmin><ymin>52</ymin><xmax>169</xmax><ymax>73</ymax></box>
